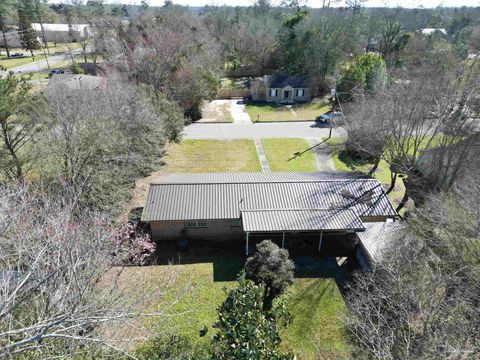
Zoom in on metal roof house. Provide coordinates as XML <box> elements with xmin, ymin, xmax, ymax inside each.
<box><xmin>142</xmin><ymin>172</ymin><xmax>397</xmax><ymax>255</ymax></box>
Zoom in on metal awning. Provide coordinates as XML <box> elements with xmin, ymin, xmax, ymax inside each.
<box><xmin>241</xmin><ymin>208</ymin><xmax>365</xmax><ymax>233</ymax></box>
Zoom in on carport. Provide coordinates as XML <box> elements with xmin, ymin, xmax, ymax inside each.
<box><xmin>242</xmin><ymin>208</ymin><xmax>365</xmax><ymax>256</ymax></box>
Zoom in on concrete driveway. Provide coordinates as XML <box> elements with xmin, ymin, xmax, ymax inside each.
<box><xmin>183</xmin><ymin>121</ymin><xmax>344</xmax><ymax>139</ymax></box>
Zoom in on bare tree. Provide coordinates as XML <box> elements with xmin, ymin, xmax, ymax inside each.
<box><xmin>343</xmin><ymin>56</ymin><xmax>480</xmax><ymax>211</ymax></box>
<box><xmin>0</xmin><ymin>185</ymin><xmax>182</xmax><ymax>358</ymax></box>
<box><xmin>38</xmin><ymin>80</ymin><xmax>183</xmax><ymax>214</ymax></box>
<box><xmin>0</xmin><ymin>73</ymin><xmax>41</xmax><ymax>184</ymax></box>
<box><xmin>345</xmin><ymin>189</ymin><xmax>480</xmax><ymax>359</ymax></box>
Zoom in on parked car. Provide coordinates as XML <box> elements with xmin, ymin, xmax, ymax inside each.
<box><xmin>48</xmin><ymin>69</ymin><xmax>65</xmax><ymax>77</ymax></box>
<box><xmin>316</xmin><ymin>111</ymin><xmax>343</xmax><ymax>123</ymax></box>
<box><xmin>10</xmin><ymin>52</ymin><xmax>24</xmax><ymax>58</ymax></box>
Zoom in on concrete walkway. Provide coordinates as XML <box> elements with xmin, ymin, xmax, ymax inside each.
<box><xmin>184</xmin><ymin>122</ymin><xmax>344</xmax><ymax>139</ymax></box>
<box><xmin>254</xmin><ymin>138</ymin><xmax>271</xmax><ymax>172</ymax></box>
<box><xmin>229</xmin><ymin>99</ymin><xmax>252</xmax><ymax>124</ymax></box>
<box><xmin>307</xmin><ymin>138</ymin><xmax>335</xmax><ymax>171</ymax></box>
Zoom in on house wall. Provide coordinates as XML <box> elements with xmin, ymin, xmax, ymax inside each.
<box><xmin>150</xmin><ymin>219</ymin><xmax>244</xmax><ymax>242</ymax></box>
<box><xmin>265</xmin><ymin>88</ymin><xmax>283</xmax><ymax>102</ymax></box>
<box><xmin>265</xmin><ymin>87</ymin><xmax>310</xmax><ymax>103</ymax></box>
<box><xmin>250</xmin><ymin>79</ymin><xmax>266</xmax><ymax>101</ymax></box>
<box><xmin>292</xmin><ymin>88</ymin><xmax>310</xmax><ymax>102</ymax></box>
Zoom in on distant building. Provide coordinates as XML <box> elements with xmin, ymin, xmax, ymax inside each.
<box><xmin>47</xmin><ymin>74</ymin><xmax>107</xmax><ymax>91</ymax></box>
<box><xmin>420</xmin><ymin>28</ymin><xmax>448</xmax><ymax>37</ymax></box>
<box><xmin>32</xmin><ymin>23</ymin><xmax>92</xmax><ymax>43</ymax></box>
<box><xmin>250</xmin><ymin>74</ymin><xmax>311</xmax><ymax>104</ymax></box>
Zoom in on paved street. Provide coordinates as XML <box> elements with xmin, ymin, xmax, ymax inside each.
<box><xmin>1</xmin><ymin>49</ymin><xmax>86</xmax><ymax>78</ymax></box>
<box><xmin>183</xmin><ymin>121</ymin><xmax>344</xmax><ymax>139</ymax></box>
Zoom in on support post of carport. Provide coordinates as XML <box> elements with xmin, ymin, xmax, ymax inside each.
<box><xmin>282</xmin><ymin>232</ymin><xmax>285</xmax><ymax>249</ymax></box>
<box><xmin>318</xmin><ymin>231</ymin><xmax>323</xmax><ymax>252</ymax></box>
<box><xmin>246</xmin><ymin>232</ymin><xmax>250</xmax><ymax>256</ymax></box>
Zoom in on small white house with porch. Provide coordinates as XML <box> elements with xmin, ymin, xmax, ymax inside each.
<box><xmin>250</xmin><ymin>74</ymin><xmax>311</xmax><ymax>104</ymax></box>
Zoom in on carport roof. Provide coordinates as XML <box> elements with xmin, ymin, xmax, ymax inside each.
<box><xmin>357</xmin><ymin>222</ymin><xmax>404</xmax><ymax>263</ymax></box>
<box><xmin>242</xmin><ymin>209</ymin><xmax>365</xmax><ymax>232</ymax></box>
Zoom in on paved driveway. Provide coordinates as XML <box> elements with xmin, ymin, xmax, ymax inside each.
<box><xmin>183</xmin><ymin>121</ymin><xmax>344</xmax><ymax>139</ymax></box>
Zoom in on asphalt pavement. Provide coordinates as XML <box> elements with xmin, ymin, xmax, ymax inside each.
<box><xmin>183</xmin><ymin>121</ymin><xmax>344</xmax><ymax>139</ymax></box>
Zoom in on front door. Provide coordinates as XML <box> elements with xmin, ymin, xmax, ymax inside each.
<box><xmin>284</xmin><ymin>90</ymin><xmax>290</xmax><ymax>101</ymax></box>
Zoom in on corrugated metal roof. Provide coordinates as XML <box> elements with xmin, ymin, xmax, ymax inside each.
<box><xmin>142</xmin><ymin>172</ymin><xmax>397</xmax><ymax>221</ymax></box>
<box><xmin>152</xmin><ymin>171</ymin><xmax>370</xmax><ymax>184</ymax></box>
<box><xmin>242</xmin><ymin>209</ymin><xmax>364</xmax><ymax>232</ymax></box>
<box><xmin>357</xmin><ymin>222</ymin><xmax>404</xmax><ymax>263</ymax></box>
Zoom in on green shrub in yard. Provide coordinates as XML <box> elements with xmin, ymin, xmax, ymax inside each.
<box><xmin>211</xmin><ymin>272</ymin><xmax>294</xmax><ymax>360</ymax></box>
<box><xmin>70</xmin><ymin>62</ymin><xmax>84</xmax><ymax>74</ymax></box>
<box><xmin>245</xmin><ymin>240</ymin><xmax>295</xmax><ymax>304</ymax></box>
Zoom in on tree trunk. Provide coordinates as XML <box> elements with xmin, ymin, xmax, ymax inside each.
<box><xmin>39</xmin><ymin>20</ymin><xmax>50</xmax><ymax>56</ymax></box>
<box><xmin>0</xmin><ymin>14</ymin><xmax>10</xmax><ymax>58</ymax></box>
<box><xmin>368</xmin><ymin>157</ymin><xmax>380</xmax><ymax>175</ymax></box>
<box><xmin>1</xmin><ymin>123</ymin><xmax>23</xmax><ymax>183</ymax></box>
<box><xmin>395</xmin><ymin>188</ymin><xmax>409</xmax><ymax>213</ymax></box>
<box><xmin>386</xmin><ymin>172</ymin><xmax>398</xmax><ymax>194</ymax></box>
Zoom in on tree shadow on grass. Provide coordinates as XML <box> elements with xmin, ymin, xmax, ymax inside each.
<box><xmin>212</xmin><ymin>256</ymin><xmax>244</xmax><ymax>282</ymax></box>
<box><xmin>337</xmin><ymin>149</ymin><xmax>370</xmax><ymax>171</ymax></box>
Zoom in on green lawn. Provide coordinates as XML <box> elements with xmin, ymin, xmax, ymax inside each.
<box><xmin>324</xmin><ymin>137</ymin><xmax>408</xmax><ymax>211</ymax></box>
<box><xmin>282</xmin><ymin>278</ymin><xmax>351</xmax><ymax>360</ymax></box>
<box><xmin>0</xmin><ymin>55</ymin><xmax>40</xmax><ymax>69</ymax></box>
<box><xmin>117</xmin><ymin>259</ymin><xmax>350</xmax><ymax>359</ymax></box>
<box><xmin>262</xmin><ymin>138</ymin><xmax>317</xmax><ymax>172</ymax></box>
<box><xmin>164</xmin><ymin>139</ymin><xmax>261</xmax><ymax>173</ymax></box>
<box><xmin>246</xmin><ymin>98</ymin><xmax>332</xmax><ymax>122</ymax></box>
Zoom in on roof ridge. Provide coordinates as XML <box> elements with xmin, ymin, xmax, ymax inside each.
<box><xmin>150</xmin><ymin>179</ymin><xmax>377</xmax><ymax>186</ymax></box>
<box><xmin>241</xmin><ymin>208</ymin><xmax>354</xmax><ymax>212</ymax></box>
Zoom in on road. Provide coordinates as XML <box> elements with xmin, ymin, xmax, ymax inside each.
<box><xmin>1</xmin><ymin>49</ymin><xmax>86</xmax><ymax>78</ymax></box>
<box><xmin>183</xmin><ymin>121</ymin><xmax>345</xmax><ymax>139</ymax></box>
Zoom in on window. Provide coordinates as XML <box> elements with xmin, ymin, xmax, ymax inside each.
<box><xmin>185</xmin><ymin>220</ymin><xmax>208</xmax><ymax>228</ymax></box>
<box><xmin>269</xmin><ymin>89</ymin><xmax>277</xmax><ymax>97</ymax></box>
<box><xmin>231</xmin><ymin>219</ymin><xmax>242</xmax><ymax>228</ymax></box>
<box><xmin>296</xmin><ymin>89</ymin><xmax>304</xmax><ymax>97</ymax></box>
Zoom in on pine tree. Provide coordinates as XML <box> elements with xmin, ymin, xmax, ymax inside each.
<box><xmin>17</xmin><ymin>3</ymin><xmax>40</xmax><ymax>57</ymax></box>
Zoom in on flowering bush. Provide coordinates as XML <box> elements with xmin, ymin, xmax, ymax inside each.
<box><xmin>113</xmin><ymin>222</ymin><xmax>156</xmax><ymax>266</ymax></box>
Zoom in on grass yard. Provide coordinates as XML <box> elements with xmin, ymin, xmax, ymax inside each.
<box><xmin>130</xmin><ymin>139</ymin><xmax>261</xmax><ymax>211</ymax></box>
<box><xmin>164</xmin><ymin>139</ymin><xmax>261</xmax><ymax>173</ymax></box>
<box><xmin>0</xmin><ymin>55</ymin><xmax>40</xmax><ymax>69</ymax></box>
<box><xmin>282</xmin><ymin>278</ymin><xmax>351</xmax><ymax>360</ymax></box>
<box><xmin>262</xmin><ymin>138</ymin><xmax>317</xmax><ymax>172</ymax></box>
<box><xmin>115</xmin><ymin>258</ymin><xmax>350</xmax><ymax>359</ymax></box>
<box><xmin>324</xmin><ymin>137</ymin><xmax>409</xmax><ymax>211</ymax></box>
<box><xmin>246</xmin><ymin>98</ymin><xmax>332</xmax><ymax>122</ymax></box>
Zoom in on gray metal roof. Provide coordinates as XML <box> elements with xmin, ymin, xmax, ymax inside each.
<box><xmin>242</xmin><ymin>209</ymin><xmax>364</xmax><ymax>232</ymax></box>
<box><xmin>142</xmin><ymin>172</ymin><xmax>397</xmax><ymax>222</ymax></box>
<box><xmin>357</xmin><ymin>222</ymin><xmax>404</xmax><ymax>263</ymax></box>
<box><xmin>151</xmin><ymin>171</ymin><xmax>370</xmax><ymax>184</ymax></box>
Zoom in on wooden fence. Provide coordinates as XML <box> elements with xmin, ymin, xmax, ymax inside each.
<box><xmin>216</xmin><ymin>88</ymin><xmax>250</xmax><ymax>99</ymax></box>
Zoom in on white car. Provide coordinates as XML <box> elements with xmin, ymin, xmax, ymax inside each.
<box><xmin>317</xmin><ymin>111</ymin><xmax>343</xmax><ymax>123</ymax></box>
